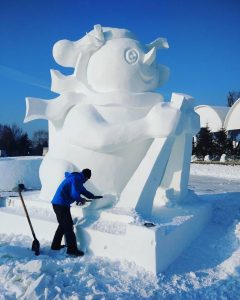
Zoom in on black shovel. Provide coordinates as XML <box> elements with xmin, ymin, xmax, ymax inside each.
<box><xmin>18</xmin><ymin>184</ymin><xmax>40</xmax><ymax>255</ymax></box>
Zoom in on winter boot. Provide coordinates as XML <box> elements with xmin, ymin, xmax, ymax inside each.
<box><xmin>67</xmin><ymin>249</ymin><xmax>84</xmax><ymax>257</ymax></box>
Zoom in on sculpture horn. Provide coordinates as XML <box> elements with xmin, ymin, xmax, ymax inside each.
<box><xmin>143</xmin><ymin>47</ymin><xmax>156</xmax><ymax>66</ymax></box>
<box><xmin>146</xmin><ymin>37</ymin><xmax>169</xmax><ymax>49</ymax></box>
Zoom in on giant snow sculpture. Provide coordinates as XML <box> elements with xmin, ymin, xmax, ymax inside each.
<box><xmin>25</xmin><ymin>25</ymin><xmax>199</xmax><ymax>218</ymax></box>
<box><xmin>24</xmin><ymin>26</ymin><xmax>207</xmax><ymax>273</ymax></box>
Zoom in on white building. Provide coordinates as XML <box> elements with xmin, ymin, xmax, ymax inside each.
<box><xmin>194</xmin><ymin>98</ymin><xmax>240</xmax><ymax>140</ymax></box>
<box><xmin>194</xmin><ymin>105</ymin><xmax>230</xmax><ymax>132</ymax></box>
<box><xmin>224</xmin><ymin>98</ymin><xmax>240</xmax><ymax>132</ymax></box>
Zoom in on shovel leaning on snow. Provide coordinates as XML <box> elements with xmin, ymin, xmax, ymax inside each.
<box><xmin>18</xmin><ymin>184</ymin><xmax>40</xmax><ymax>256</ymax></box>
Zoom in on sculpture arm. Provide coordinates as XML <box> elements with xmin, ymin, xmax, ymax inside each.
<box><xmin>62</xmin><ymin>103</ymin><xmax>180</xmax><ymax>153</ymax></box>
<box><xmin>24</xmin><ymin>92</ymin><xmax>86</xmax><ymax>123</ymax></box>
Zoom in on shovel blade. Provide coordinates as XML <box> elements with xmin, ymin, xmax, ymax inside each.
<box><xmin>32</xmin><ymin>239</ymin><xmax>40</xmax><ymax>256</ymax></box>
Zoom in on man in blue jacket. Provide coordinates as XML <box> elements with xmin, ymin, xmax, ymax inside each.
<box><xmin>51</xmin><ymin>168</ymin><xmax>102</xmax><ymax>256</ymax></box>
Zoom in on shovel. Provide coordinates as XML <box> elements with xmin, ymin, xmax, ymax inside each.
<box><xmin>18</xmin><ymin>184</ymin><xmax>40</xmax><ymax>255</ymax></box>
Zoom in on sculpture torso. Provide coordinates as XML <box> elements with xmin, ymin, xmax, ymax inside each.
<box><xmin>48</xmin><ymin>93</ymin><xmax>161</xmax><ymax>195</ymax></box>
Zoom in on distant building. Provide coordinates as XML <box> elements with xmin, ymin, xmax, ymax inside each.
<box><xmin>194</xmin><ymin>98</ymin><xmax>240</xmax><ymax>141</ymax></box>
<box><xmin>194</xmin><ymin>105</ymin><xmax>230</xmax><ymax>132</ymax></box>
<box><xmin>224</xmin><ymin>98</ymin><xmax>240</xmax><ymax>141</ymax></box>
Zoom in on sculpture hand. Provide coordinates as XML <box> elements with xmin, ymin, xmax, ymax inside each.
<box><xmin>146</xmin><ymin>103</ymin><xmax>181</xmax><ymax>138</ymax></box>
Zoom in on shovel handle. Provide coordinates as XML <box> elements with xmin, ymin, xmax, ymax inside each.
<box><xmin>18</xmin><ymin>188</ymin><xmax>37</xmax><ymax>240</ymax></box>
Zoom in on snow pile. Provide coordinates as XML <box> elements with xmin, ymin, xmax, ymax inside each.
<box><xmin>0</xmin><ymin>157</ymin><xmax>42</xmax><ymax>191</ymax></box>
<box><xmin>0</xmin><ymin>235</ymin><xmax>159</xmax><ymax>299</ymax></box>
<box><xmin>155</xmin><ymin>189</ymin><xmax>240</xmax><ymax>299</ymax></box>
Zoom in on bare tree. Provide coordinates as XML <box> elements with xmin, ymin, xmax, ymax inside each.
<box><xmin>227</xmin><ymin>91</ymin><xmax>240</xmax><ymax>107</ymax></box>
<box><xmin>0</xmin><ymin>123</ymin><xmax>31</xmax><ymax>156</ymax></box>
<box><xmin>31</xmin><ymin>130</ymin><xmax>48</xmax><ymax>155</ymax></box>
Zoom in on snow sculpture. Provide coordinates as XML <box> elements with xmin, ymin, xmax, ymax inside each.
<box><xmin>204</xmin><ymin>155</ymin><xmax>211</xmax><ymax>162</ymax></box>
<box><xmin>220</xmin><ymin>154</ymin><xmax>227</xmax><ymax>162</ymax></box>
<box><xmin>25</xmin><ymin>25</ymin><xmax>199</xmax><ymax>219</ymax></box>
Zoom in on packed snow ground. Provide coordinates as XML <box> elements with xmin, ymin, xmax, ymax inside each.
<box><xmin>1</xmin><ymin>163</ymin><xmax>240</xmax><ymax>299</ymax></box>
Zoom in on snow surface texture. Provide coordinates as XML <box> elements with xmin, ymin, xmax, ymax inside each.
<box><xmin>190</xmin><ymin>163</ymin><xmax>240</xmax><ymax>179</ymax></box>
<box><xmin>0</xmin><ymin>164</ymin><xmax>240</xmax><ymax>299</ymax></box>
<box><xmin>24</xmin><ymin>25</ymin><xmax>199</xmax><ymax>218</ymax></box>
<box><xmin>0</xmin><ymin>157</ymin><xmax>42</xmax><ymax>191</ymax></box>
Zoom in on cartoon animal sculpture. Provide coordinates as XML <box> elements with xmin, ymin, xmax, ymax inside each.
<box><xmin>25</xmin><ymin>25</ymin><xmax>199</xmax><ymax>217</ymax></box>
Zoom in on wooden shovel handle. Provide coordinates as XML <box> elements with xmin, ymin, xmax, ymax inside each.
<box><xmin>18</xmin><ymin>188</ymin><xmax>37</xmax><ymax>240</ymax></box>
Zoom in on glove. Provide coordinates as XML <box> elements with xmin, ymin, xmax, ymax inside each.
<box><xmin>93</xmin><ymin>195</ymin><xmax>103</xmax><ymax>199</ymax></box>
<box><xmin>76</xmin><ymin>197</ymin><xmax>86</xmax><ymax>206</ymax></box>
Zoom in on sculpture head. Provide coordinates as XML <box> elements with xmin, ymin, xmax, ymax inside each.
<box><xmin>53</xmin><ymin>25</ymin><xmax>170</xmax><ymax>93</ymax></box>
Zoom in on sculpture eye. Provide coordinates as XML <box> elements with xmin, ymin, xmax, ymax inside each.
<box><xmin>124</xmin><ymin>48</ymin><xmax>139</xmax><ymax>64</ymax></box>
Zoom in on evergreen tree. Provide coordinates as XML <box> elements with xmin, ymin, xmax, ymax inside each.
<box><xmin>17</xmin><ymin>133</ymin><xmax>31</xmax><ymax>156</ymax></box>
<box><xmin>213</xmin><ymin>128</ymin><xmax>233</xmax><ymax>156</ymax></box>
<box><xmin>195</xmin><ymin>126</ymin><xmax>215</xmax><ymax>157</ymax></box>
<box><xmin>235</xmin><ymin>143</ymin><xmax>240</xmax><ymax>156</ymax></box>
<box><xmin>192</xmin><ymin>136</ymin><xmax>198</xmax><ymax>155</ymax></box>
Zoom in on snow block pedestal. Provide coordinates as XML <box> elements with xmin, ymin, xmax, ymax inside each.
<box><xmin>0</xmin><ymin>157</ymin><xmax>42</xmax><ymax>191</ymax></box>
<box><xmin>76</xmin><ymin>202</ymin><xmax>211</xmax><ymax>274</ymax></box>
<box><xmin>0</xmin><ymin>192</ymin><xmax>57</xmax><ymax>241</ymax></box>
<box><xmin>0</xmin><ymin>192</ymin><xmax>211</xmax><ymax>275</ymax></box>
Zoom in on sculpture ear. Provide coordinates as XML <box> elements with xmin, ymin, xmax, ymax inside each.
<box><xmin>53</xmin><ymin>39</ymin><xmax>79</xmax><ymax>68</ymax></box>
<box><xmin>93</xmin><ymin>24</ymin><xmax>104</xmax><ymax>42</ymax></box>
<box><xmin>146</xmin><ymin>37</ymin><xmax>169</xmax><ymax>50</ymax></box>
<box><xmin>86</xmin><ymin>24</ymin><xmax>105</xmax><ymax>47</ymax></box>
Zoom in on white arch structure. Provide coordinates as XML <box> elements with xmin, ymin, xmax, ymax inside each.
<box><xmin>194</xmin><ymin>105</ymin><xmax>230</xmax><ymax>132</ymax></box>
<box><xmin>224</xmin><ymin>98</ymin><xmax>240</xmax><ymax>131</ymax></box>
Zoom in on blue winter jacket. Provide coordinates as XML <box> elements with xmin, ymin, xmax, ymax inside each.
<box><xmin>51</xmin><ymin>172</ymin><xmax>94</xmax><ymax>207</ymax></box>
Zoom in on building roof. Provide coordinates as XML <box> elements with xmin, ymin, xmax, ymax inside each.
<box><xmin>194</xmin><ymin>105</ymin><xmax>230</xmax><ymax>132</ymax></box>
<box><xmin>224</xmin><ymin>98</ymin><xmax>240</xmax><ymax>130</ymax></box>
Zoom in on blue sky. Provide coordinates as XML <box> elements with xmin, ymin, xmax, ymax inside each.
<box><xmin>0</xmin><ymin>0</ymin><xmax>240</xmax><ymax>136</ymax></box>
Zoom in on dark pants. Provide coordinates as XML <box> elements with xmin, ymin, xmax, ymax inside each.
<box><xmin>52</xmin><ymin>204</ymin><xmax>77</xmax><ymax>251</ymax></box>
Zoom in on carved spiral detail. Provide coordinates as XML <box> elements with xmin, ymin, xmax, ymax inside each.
<box><xmin>124</xmin><ymin>48</ymin><xmax>139</xmax><ymax>64</ymax></box>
